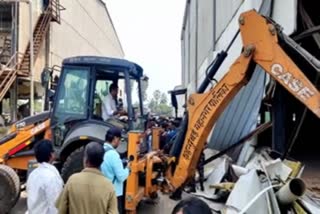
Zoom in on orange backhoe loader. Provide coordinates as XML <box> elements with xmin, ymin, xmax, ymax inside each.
<box><xmin>0</xmin><ymin>56</ymin><xmax>147</xmax><ymax>212</ymax></box>
<box><xmin>124</xmin><ymin>10</ymin><xmax>320</xmax><ymax>213</ymax></box>
<box><xmin>0</xmin><ymin>67</ymin><xmax>58</xmax><ymax>211</ymax></box>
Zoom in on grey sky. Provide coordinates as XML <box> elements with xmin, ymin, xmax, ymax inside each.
<box><xmin>105</xmin><ymin>0</ymin><xmax>185</xmax><ymax>100</ymax></box>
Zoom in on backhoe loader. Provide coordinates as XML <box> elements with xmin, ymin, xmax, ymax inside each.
<box><xmin>124</xmin><ymin>10</ymin><xmax>320</xmax><ymax>213</ymax></box>
<box><xmin>0</xmin><ymin>57</ymin><xmax>147</xmax><ymax>212</ymax></box>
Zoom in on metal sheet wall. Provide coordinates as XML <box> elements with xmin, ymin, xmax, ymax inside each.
<box><xmin>197</xmin><ymin>0</ymin><xmax>214</xmax><ymax>72</ymax></box>
<box><xmin>215</xmin><ymin>0</ymin><xmax>243</xmax><ymax>41</ymax></box>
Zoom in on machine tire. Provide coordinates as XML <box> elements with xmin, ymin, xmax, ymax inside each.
<box><xmin>61</xmin><ymin>147</ymin><xmax>85</xmax><ymax>182</ymax></box>
<box><xmin>0</xmin><ymin>165</ymin><xmax>20</xmax><ymax>213</ymax></box>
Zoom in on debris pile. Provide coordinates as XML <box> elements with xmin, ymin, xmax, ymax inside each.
<box><xmin>190</xmin><ymin>148</ymin><xmax>320</xmax><ymax>213</ymax></box>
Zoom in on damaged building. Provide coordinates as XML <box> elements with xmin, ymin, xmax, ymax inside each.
<box><xmin>0</xmin><ymin>0</ymin><xmax>124</xmax><ymax>123</ymax></box>
<box><xmin>180</xmin><ymin>0</ymin><xmax>320</xmax><ymax>212</ymax></box>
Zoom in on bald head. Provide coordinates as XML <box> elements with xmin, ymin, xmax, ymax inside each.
<box><xmin>84</xmin><ymin>142</ymin><xmax>104</xmax><ymax>168</ymax></box>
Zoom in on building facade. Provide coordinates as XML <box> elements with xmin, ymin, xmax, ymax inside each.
<box><xmin>0</xmin><ymin>0</ymin><xmax>124</xmax><ymax>121</ymax></box>
<box><xmin>181</xmin><ymin>0</ymin><xmax>297</xmax><ymax>92</ymax></box>
<box><xmin>180</xmin><ymin>0</ymin><xmax>302</xmax><ymax>156</ymax></box>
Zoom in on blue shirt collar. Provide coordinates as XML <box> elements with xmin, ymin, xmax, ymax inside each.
<box><xmin>104</xmin><ymin>142</ymin><xmax>114</xmax><ymax>150</ymax></box>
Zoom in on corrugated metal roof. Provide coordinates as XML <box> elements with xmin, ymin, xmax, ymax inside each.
<box><xmin>208</xmin><ymin>66</ymin><xmax>266</xmax><ymax>151</ymax></box>
<box><xmin>207</xmin><ymin>0</ymin><xmax>272</xmax><ymax>154</ymax></box>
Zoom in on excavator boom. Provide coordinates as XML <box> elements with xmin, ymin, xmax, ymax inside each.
<box><xmin>125</xmin><ymin>10</ymin><xmax>320</xmax><ymax>212</ymax></box>
<box><xmin>169</xmin><ymin>10</ymin><xmax>320</xmax><ymax>189</ymax></box>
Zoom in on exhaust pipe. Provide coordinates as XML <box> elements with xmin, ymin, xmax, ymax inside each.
<box><xmin>276</xmin><ymin>178</ymin><xmax>306</xmax><ymax>205</ymax></box>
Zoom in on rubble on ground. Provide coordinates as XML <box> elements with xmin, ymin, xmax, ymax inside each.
<box><xmin>188</xmin><ymin>148</ymin><xmax>320</xmax><ymax>213</ymax></box>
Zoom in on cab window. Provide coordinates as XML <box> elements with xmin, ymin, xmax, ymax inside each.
<box><xmin>54</xmin><ymin>67</ymin><xmax>90</xmax><ymax>121</ymax></box>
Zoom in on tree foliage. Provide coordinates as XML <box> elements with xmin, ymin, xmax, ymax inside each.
<box><xmin>153</xmin><ymin>90</ymin><xmax>161</xmax><ymax>103</ymax></box>
<box><xmin>148</xmin><ymin>90</ymin><xmax>172</xmax><ymax>116</ymax></box>
<box><xmin>160</xmin><ymin>92</ymin><xmax>167</xmax><ymax>104</ymax></box>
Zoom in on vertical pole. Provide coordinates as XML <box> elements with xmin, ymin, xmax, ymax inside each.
<box><xmin>272</xmin><ymin>86</ymin><xmax>287</xmax><ymax>154</ymax></box>
<box><xmin>13</xmin><ymin>0</ymin><xmax>18</xmax><ymax>121</ymax></box>
<box><xmin>10</xmin><ymin>1</ymin><xmax>18</xmax><ymax>122</ymax></box>
<box><xmin>125</xmin><ymin>131</ymin><xmax>142</xmax><ymax>214</ymax></box>
<box><xmin>151</xmin><ymin>127</ymin><xmax>161</xmax><ymax>150</ymax></box>
<box><xmin>195</xmin><ymin>0</ymin><xmax>198</xmax><ymax>90</ymax></box>
<box><xmin>11</xmin><ymin>80</ymin><xmax>18</xmax><ymax>121</ymax></box>
<box><xmin>29</xmin><ymin>0</ymin><xmax>34</xmax><ymax>116</ymax></box>
<box><xmin>137</xmin><ymin>79</ymin><xmax>143</xmax><ymax>116</ymax></box>
<box><xmin>125</xmin><ymin>72</ymin><xmax>133</xmax><ymax>130</ymax></box>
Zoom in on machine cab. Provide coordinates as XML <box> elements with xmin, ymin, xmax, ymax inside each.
<box><xmin>50</xmin><ymin>56</ymin><xmax>145</xmax><ymax>148</ymax></box>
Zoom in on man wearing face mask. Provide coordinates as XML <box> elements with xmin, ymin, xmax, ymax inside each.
<box><xmin>101</xmin><ymin>127</ymin><xmax>130</xmax><ymax>214</ymax></box>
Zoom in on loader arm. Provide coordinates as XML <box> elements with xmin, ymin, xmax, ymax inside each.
<box><xmin>169</xmin><ymin>10</ymin><xmax>320</xmax><ymax>189</ymax></box>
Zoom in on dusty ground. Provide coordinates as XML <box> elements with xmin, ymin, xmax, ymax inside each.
<box><xmin>10</xmin><ymin>192</ymin><xmax>180</xmax><ymax>214</ymax></box>
<box><xmin>10</xmin><ymin>163</ymin><xmax>320</xmax><ymax>214</ymax></box>
<box><xmin>9</xmin><ymin>152</ymin><xmax>320</xmax><ymax>213</ymax></box>
<box><xmin>300</xmin><ymin>155</ymin><xmax>320</xmax><ymax>195</ymax></box>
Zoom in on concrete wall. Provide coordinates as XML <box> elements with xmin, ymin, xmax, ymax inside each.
<box><xmin>16</xmin><ymin>0</ymin><xmax>124</xmax><ymax>103</ymax></box>
<box><xmin>49</xmin><ymin>0</ymin><xmax>124</xmax><ymax>67</ymax></box>
<box><xmin>18</xmin><ymin>1</ymin><xmax>42</xmax><ymax>55</ymax></box>
<box><xmin>19</xmin><ymin>0</ymin><xmax>45</xmax><ymax>82</ymax></box>
<box><xmin>18</xmin><ymin>0</ymin><xmax>124</xmax><ymax>82</ymax></box>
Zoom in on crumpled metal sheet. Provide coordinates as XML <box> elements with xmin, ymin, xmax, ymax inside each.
<box><xmin>260</xmin><ymin>180</ymin><xmax>281</xmax><ymax>214</ymax></box>
<box><xmin>245</xmin><ymin>149</ymin><xmax>273</xmax><ymax>170</ymax></box>
<box><xmin>302</xmin><ymin>199</ymin><xmax>320</xmax><ymax>213</ymax></box>
<box><xmin>192</xmin><ymin>157</ymin><xmax>230</xmax><ymax>198</ymax></box>
<box><xmin>225</xmin><ymin>170</ymin><xmax>269</xmax><ymax>214</ymax></box>
<box><xmin>264</xmin><ymin>158</ymin><xmax>292</xmax><ymax>181</ymax></box>
<box><xmin>300</xmin><ymin>193</ymin><xmax>320</xmax><ymax>213</ymax></box>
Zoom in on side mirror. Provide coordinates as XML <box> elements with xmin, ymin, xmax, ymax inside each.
<box><xmin>48</xmin><ymin>89</ymin><xmax>55</xmax><ymax>102</ymax></box>
<box><xmin>171</xmin><ymin>94</ymin><xmax>178</xmax><ymax>109</ymax></box>
<box><xmin>41</xmin><ymin>68</ymin><xmax>51</xmax><ymax>87</ymax></box>
<box><xmin>170</xmin><ymin>93</ymin><xmax>180</xmax><ymax>118</ymax></box>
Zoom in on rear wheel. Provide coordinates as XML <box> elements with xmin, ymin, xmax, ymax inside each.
<box><xmin>0</xmin><ymin>165</ymin><xmax>20</xmax><ymax>213</ymax></box>
<box><xmin>61</xmin><ymin>147</ymin><xmax>84</xmax><ymax>182</ymax></box>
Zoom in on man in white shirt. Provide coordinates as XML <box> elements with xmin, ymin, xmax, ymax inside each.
<box><xmin>102</xmin><ymin>83</ymin><xmax>126</xmax><ymax>120</ymax></box>
<box><xmin>27</xmin><ymin>140</ymin><xmax>63</xmax><ymax>214</ymax></box>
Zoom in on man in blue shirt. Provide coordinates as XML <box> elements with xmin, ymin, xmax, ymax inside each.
<box><xmin>101</xmin><ymin>127</ymin><xmax>129</xmax><ymax>214</ymax></box>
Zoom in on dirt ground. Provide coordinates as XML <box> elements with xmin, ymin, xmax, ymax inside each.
<box><xmin>10</xmin><ymin>192</ymin><xmax>180</xmax><ymax>214</ymax></box>
<box><xmin>300</xmin><ymin>155</ymin><xmax>320</xmax><ymax>195</ymax></box>
<box><xmin>10</xmin><ymin>166</ymin><xmax>320</xmax><ymax>214</ymax></box>
<box><xmin>9</xmin><ymin>153</ymin><xmax>320</xmax><ymax>213</ymax></box>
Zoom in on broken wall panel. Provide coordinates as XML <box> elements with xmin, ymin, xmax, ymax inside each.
<box><xmin>208</xmin><ymin>67</ymin><xmax>265</xmax><ymax>153</ymax></box>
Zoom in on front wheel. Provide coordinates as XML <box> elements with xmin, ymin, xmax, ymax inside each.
<box><xmin>0</xmin><ymin>165</ymin><xmax>20</xmax><ymax>213</ymax></box>
<box><xmin>61</xmin><ymin>147</ymin><xmax>84</xmax><ymax>182</ymax></box>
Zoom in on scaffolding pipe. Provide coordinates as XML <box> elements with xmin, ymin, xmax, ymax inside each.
<box><xmin>276</xmin><ymin>178</ymin><xmax>306</xmax><ymax>205</ymax></box>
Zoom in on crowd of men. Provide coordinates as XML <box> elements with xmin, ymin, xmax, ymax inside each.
<box><xmin>25</xmin><ymin>83</ymin><xmax>211</xmax><ymax>214</ymax></box>
<box><xmin>26</xmin><ymin>135</ymin><xmax>211</xmax><ymax>214</ymax></box>
<box><xmin>26</xmin><ymin>127</ymin><xmax>129</xmax><ymax>214</ymax></box>
<box><xmin>145</xmin><ymin>116</ymin><xmax>181</xmax><ymax>152</ymax></box>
